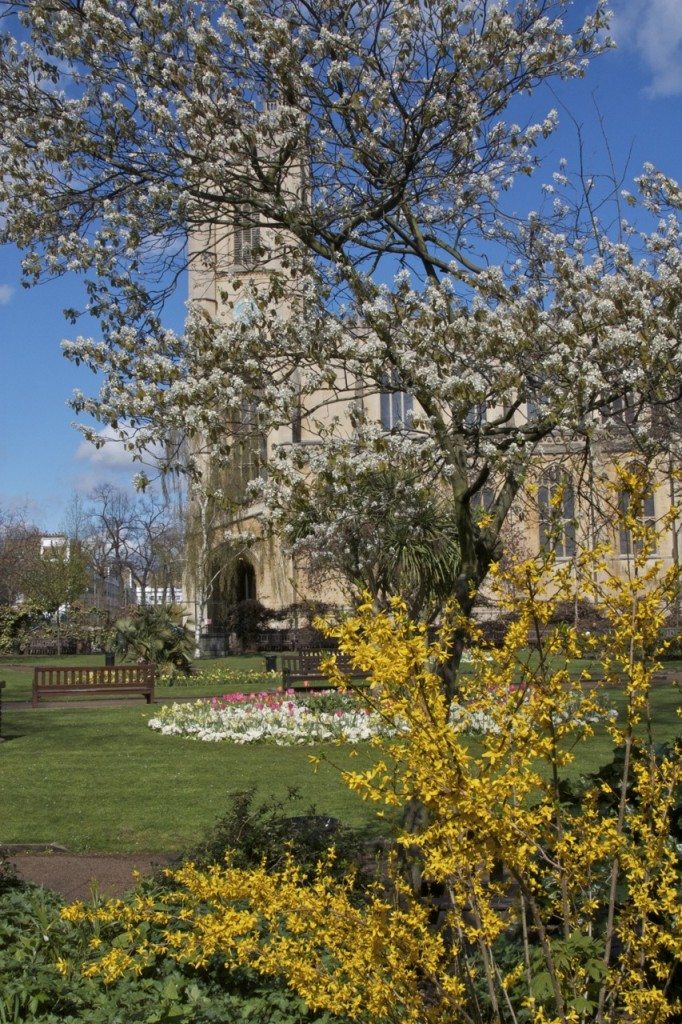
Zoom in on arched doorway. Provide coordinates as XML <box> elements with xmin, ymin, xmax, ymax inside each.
<box><xmin>234</xmin><ymin>559</ymin><xmax>256</xmax><ymax>602</ymax></box>
<box><xmin>206</xmin><ymin>553</ymin><xmax>257</xmax><ymax>630</ymax></box>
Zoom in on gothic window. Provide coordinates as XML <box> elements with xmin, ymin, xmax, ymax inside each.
<box><xmin>233</xmin><ymin>209</ymin><xmax>260</xmax><ymax>268</ymax></box>
<box><xmin>465</xmin><ymin>402</ymin><xmax>488</xmax><ymax>429</ymax></box>
<box><xmin>471</xmin><ymin>484</ymin><xmax>495</xmax><ymax>516</ymax></box>
<box><xmin>526</xmin><ymin>398</ymin><xmax>541</xmax><ymax>423</ymax></box>
<box><xmin>525</xmin><ymin>373</ymin><xmax>547</xmax><ymax>423</ymax></box>
<box><xmin>291</xmin><ymin>401</ymin><xmax>302</xmax><ymax>444</ymax></box>
<box><xmin>233</xmin><ymin>297</ymin><xmax>257</xmax><ymax>324</ymax></box>
<box><xmin>600</xmin><ymin>392</ymin><xmax>636</xmax><ymax>425</ymax></box>
<box><xmin>538</xmin><ymin>468</ymin><xmax>576</xmax><ymax>558</ymax></box>
<box><xmin>651</xmin><ymin>397</ymin><xmax>682</xmax><ymax>439</ymax></box>
<box><xmin>232</xmin><ymin>400</ymin><xmax>267</xmax><ymax>490</ymax></box>
<box><xmin>235</xmin><ymin>559</ymin><xmax>257</xmax><ymax>602</ymax></box>
<box><xmin>380</xmin><ymin>371</ymin><xmax>413</xmax><ymax>430</ymax></box>
<box><xmin>618</xmin><ymin>489</ymin><xmax>655</xmax><ymax>556</ymax></box>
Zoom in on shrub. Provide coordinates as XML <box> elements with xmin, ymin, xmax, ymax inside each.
<box><xmin>0</xmin><ymin>882</ymin><xmax>349</xmax><ymax>1023</ymax></box>
<box><xmin>661</xmin><ymin>609</ymin><xmax>682</xmax><ymax>659</ymax></box>
<box><xmin>0</xmin><ymin>856</ymin><xmax>23</xmax><ymax>895</ymax></box>
<box><xmin>475</xmin><ymin>611</ymin><xmax>516</xmax><ymax>648</ymax></box>
<box><xmin>546</xmin><ymin>597</ymin><xmax>611</xmax><ymax>632</ymax></box>
<box><xmin>64</xmin><ymin>521</ymin><xmax>682</xmax><ymax>1024</ymax></box>
<box><xmin>0</xmin><ymin>602</ymin><xmax>42</xmax><ymax>653</ymax></box>
<box><xmin>186</xmin><ymin>787</ymin><xmax>375</xmax><ymax>887</ymax></box>
<box><xmin>224</xmin><ymin>599</ymin><xmax>273</xmax><ymax>650</ymax></box>
<box><xmin>280</xmin><ymin>601</ymin><xmax>342</xmax><ymax>627</ymax></box>
<box><xmin>112</xmin><ymin>605</ymin><xmax>193</xmax><ymax>674</ymax></box>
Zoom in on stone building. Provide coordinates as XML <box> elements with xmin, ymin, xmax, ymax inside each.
<box><xmin>184</xmin><ymin>214</ymin><xmax>681</xmax><ymax>644</ymax></box>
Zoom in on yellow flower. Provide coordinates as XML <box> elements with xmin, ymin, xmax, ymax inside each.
<box><xmin>62</xmin><ymin>503</ymin><xmax>681</xmax><ymax>1023</ymax></box>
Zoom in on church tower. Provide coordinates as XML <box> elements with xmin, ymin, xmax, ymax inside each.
<box><xmin>184</xmin><ymin>145</ymin><xmax>309</xmax><ymax>650</ymax></box>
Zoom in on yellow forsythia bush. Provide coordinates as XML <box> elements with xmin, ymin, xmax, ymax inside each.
<box><xmin>62</xmin><ymin>489</ymin><xmax>680</xmax><ymax>1024</ymax></box>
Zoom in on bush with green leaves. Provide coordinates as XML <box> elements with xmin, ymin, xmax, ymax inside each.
<box><xmin>112</xmin><ymin>605</ymin><xmax>193</xmax><ymax>675</ymax></box>
<box><xmin>224</xmin><ymin>599</ymin><xmax>274</xmax><ymax>651</ymax></box>
<box><xmin>0</xmin><ymin>876</ymin><xmax>348</xmax><ymax>1024</ymax></box>
<box><xmin>0</xmin><ymin>602</ymin><xmax>42</xmax><ymax>653</ymax></box>
<box><xmin>0</xmin><ymin>790</ymin><xmax>379</xmax><ymax>1024</ymax></box>
<box><xmin>186</xmin><ymin>787</ymin><xmax>377</xmax><ymax>888</ymax></box>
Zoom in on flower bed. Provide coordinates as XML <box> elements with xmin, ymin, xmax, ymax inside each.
<box><xmin>448</xmin><ymin>687</ymin><xmax>615</xmax><ymax>736</ymax></box>
<box><xmin>150</xmin><ymin>682</ymin><xmax>614</xmax><ymax>746</ymax></box>
<box><xmin>148</xmin><ymin>690</ymin><xmax>406</xmax><ymax>745</ymax></box>
<box><xmin>160</xmin><ymin>667</ymin><xmax>278</xmax><ymax>689</ymax></box>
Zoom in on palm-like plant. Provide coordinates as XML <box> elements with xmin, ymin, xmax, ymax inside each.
<box><xmin>112</xmin><ymin>606</ymin><xmax>193</xmax><ymax>675</ymax></box>
<box><xmin>286</xmin><ymin>465</ymin><xmax>461</xmax><ymax>621</ymax></box>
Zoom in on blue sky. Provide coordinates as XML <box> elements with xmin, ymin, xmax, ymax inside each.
<box><xmin>1</xmin><ymin>0</ymin><xmax>681</xmax><ymax>531</ymax></box>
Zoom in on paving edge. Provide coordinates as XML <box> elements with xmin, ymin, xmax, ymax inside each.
<box><xmin>1</xmin><ymin>843</ymin><xmax>71</xmax><ymax>855</ymax></box>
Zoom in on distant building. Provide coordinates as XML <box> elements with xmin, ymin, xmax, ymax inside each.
<box><xmin>80</xmin><ymin>571</ymin><xmax>137</xmax><ymax>616</ymax></box>
<box><xmin>39</xmin><ymin>532</ymin><xmax>68</xmax><ymax>556</ymax></box>
<box><xmin>135</xmin><ymin>584</ymin><xmax>184</xmax><ymax>607</ymax></box>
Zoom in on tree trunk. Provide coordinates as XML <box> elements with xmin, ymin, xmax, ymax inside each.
<box><xmin>194</xmin><ymin>595</ymin><xmax>203</xmax><ymax>659</ymax></box>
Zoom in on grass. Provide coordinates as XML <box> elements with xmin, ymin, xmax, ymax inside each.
<box><xmin>0</xmin><ymin>654</ymin><xmax>270</xmax><ymax>703</ymax></box>
<box><xmin>4</xmin><ymin>651</ymin><xmax>679</xmax><ymax>704</ymax></box>
<box><xmin>0</xmin><ymin>680</ymin><xmax>679</xmax><ymax>855</ymax></box>
<box><xmin>567</xmin><ymin>682</ymin><xmax>681</xmax><ymax>773</ymax></box>
<box><xmin>0</xmin><ymin>703</ymin><xmax>384</xmax><ymax>853</ymax></box>
<box><xmin>1</xmin><ymin>651</ymin><xmax>679</xmax><ymax>856</ymax></box>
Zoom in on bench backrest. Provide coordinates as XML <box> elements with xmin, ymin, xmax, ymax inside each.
<box><xmin>34</xmin><ymin>664</ymin><xmax>156</xmax><ymax>689</ymax></box>
<box><xmin>282</xmin><ymin>650</ymin><xmax>359</xmax><ymax>676</ymax></box>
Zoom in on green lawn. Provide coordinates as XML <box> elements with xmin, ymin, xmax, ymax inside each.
<box><xmin>0</xmin><ymin>654</ymin><xmax>270</xmax><ymax>703</ymax></box>
<box><xmin>0</xmin><ymin>680</ymin><xmax>679</xmax><ymax>855</ymax></box>
<box><xmin>3</xmin><ymin>651</ymin><xmax>679</xmax><ymax>703</ymax></box>
<box><xmin>0</xmin><ymin>703</ymin><xmax>384</xmax><ymax>853</ymax></box>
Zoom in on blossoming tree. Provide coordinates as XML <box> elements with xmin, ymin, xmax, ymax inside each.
<box><xmin>3</xmin><ymin>7</ymin><xmax>680</xmax><ymax>1015</ymax></box>
<box><xmin>0</xmin><ymin>0</ymin><xmax>680</xmax><ymax>639</ymax></box>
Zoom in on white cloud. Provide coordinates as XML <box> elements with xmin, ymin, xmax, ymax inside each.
<box><xmin>74</xmin><ymin>425</ymin><xmax>164</xmax><ymax>482</ymax></box>
<box><xmin>0</xmin><ymin>284</ymin><xmax>14</xmax><ymax>305</ymax></box>
<box><xmin>613</xmin><ymin>0</ymin><xmax>682</xmax><ymax>97</ymax></box>
<box><xmin>75</xmin><ymin>425</ymin><xmax>138</xmax><ymax>470</ymax></box>
<box><xmin>71</xmin><ymin>469</ymin><xmax>134</xmax><ymax>496</ymax></box>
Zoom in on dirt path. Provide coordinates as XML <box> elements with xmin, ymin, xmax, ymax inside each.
<box><xmin>4</xmin><ymin>847</ymin><xmax>176</xmax><ymax>901</ymax></box>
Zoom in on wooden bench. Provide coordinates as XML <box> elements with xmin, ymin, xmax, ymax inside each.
<box><xmin>280</xmin><ymin>650</ymin><xmax>368</xmax><ymax>692</ymax></box>
<box><xmin>572</xmin><ymin>668</ymin><xmax>681</xmax><ymax>687</ymax></box>
<box><xmin>32</xmin><ymin>664</ymin><xmax>156</xmax><ymax>707</ymax></box>
<box><xmin>653</xmin><ymin>670</ymin><xmax>682</xmax><ymax>686</ymax></box>
<box><xmin>257</xmin><ymin>630</ymin><xmax>286</xmax><ymax>652</ymax></box>
<box><xmin>26</xmin><ymin>639</ymin><xmax>78</xmax><ymax>656</ymax></box>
